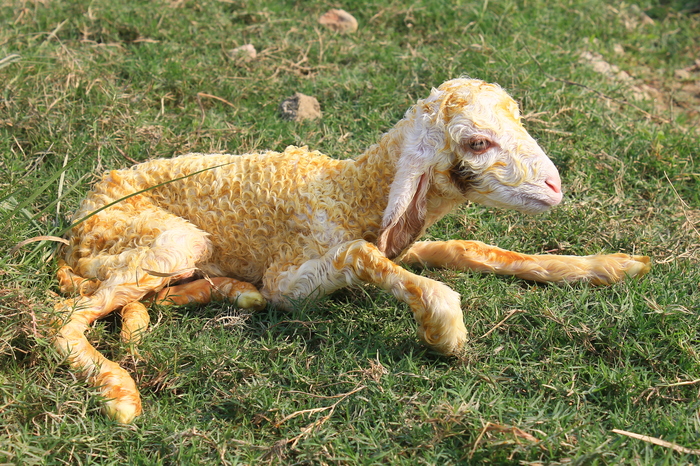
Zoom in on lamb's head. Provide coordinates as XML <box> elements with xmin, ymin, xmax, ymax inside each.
<box><xmin>378</xmin><ymin>78</ymin><xmax>563</xmax><ymax>259</ymax></box>
<box><xmin>434</xmin><ymin>78</ymin><xmax>562</xmax><ymax>213</ymax></box>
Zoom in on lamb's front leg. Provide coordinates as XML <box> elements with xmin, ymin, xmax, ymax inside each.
<box><xmin>264</xmin><ymin>240</ymin><xmax>467</xmax><ymax>355</ymax></box>
<box><xmin>401</xmin><ymin>240</ymin><xmax>651</xmax><ymax>285</ymax></box>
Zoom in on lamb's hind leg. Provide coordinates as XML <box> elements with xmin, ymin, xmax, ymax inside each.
<box><xmin>120</xmin><ymin>302</ymin><xmax>150</xmax><ymax>348</ymax></box>
<box><xmin>117</xmin><ymin>278</ymin><xmax>266</xmax><ymax>353</ymax></box>
<box><xmin>154</xmin><ymin>277</ymin><xmax>266</xmax><ymax>310</ymax></box>
<box><xmin>401</xmin><ymin>240</ymin><xmax>651</xmax><ymax>285</ymax></box>
<box><xmin>119</xmin><ymin>278</ymin><xmax>266</xmax><ymax>349</ymax></box>
<box><xmin>55</xmin><ymin>292</ymin><xmax>146</xmax><ymax>423</ymax></box>
<box><xmin>54</xmin><ymin>226</ymin><xmax>212</xmax><ymax>423</ymax></box>
<box><xmin>57</xmin><ymin>262</ymin><xmax>151</xmax><ymax>349</ymax></box>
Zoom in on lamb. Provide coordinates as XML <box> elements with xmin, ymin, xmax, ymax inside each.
<box><xmin>52</xmin><ymin>78</ymin><xmax>651</xmax><ymax>423</ymax></box>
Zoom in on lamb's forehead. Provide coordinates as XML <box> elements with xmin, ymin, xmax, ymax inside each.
<box><xmin>431</xmin><ymin>79</ymin><xmax>523</xmax><ymax>129</ymax></box>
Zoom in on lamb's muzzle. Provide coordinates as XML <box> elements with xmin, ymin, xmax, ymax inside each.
<box><xmin>517</xmin><ymin>154</ymin><xmax>563</xmax><ymax>213</ymax></box>
<box><xmin>50</xmin><ymin>77</ymin><xmax>650</xmax><ymax>423</ymax></box>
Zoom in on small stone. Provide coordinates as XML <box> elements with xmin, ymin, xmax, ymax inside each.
<box><xmin>318</xmin><ymin>9</ymin><xmax>358</xmax><ymax>34</ymax></box>
<box><xmin>227</xmin><ymin>44</ymin><xmax>257</xmax><ymax>62</ymax></box>
<box><xmin>279</xmin><ymin>93</ymin><xmax>321</xmax><ymax>121</ymax></box>
<box><xmin>622</xmin><ymin>4</ymin><xmax>655</xmax><ymax>30</ymax></box>
<box><xmin>674</xmin><ymin>69</ymin><xmax>692</xmax><ymax>80</ymax></box>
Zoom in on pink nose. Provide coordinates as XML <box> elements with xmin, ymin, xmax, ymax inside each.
<box><xmin>545</xmin><ymin>175</ymin><xmax>561</xmax><ymax>194</ymax></box>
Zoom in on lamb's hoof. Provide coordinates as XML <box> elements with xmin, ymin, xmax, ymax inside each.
<box><xmin>97</xmin><ymin>364</ymin><xmax>143</xmax><ymax>424</ymax></box>
<box><xmin>590</xmin><ymin>253</ymin><xmax>651</xmax><ymax>285</ymax></box>
<box><xmin>613</xmin><ymin>253</ymin><xmax>651</xmax><ymax>279</ymax></box>
<box><xmin>237</xmin><ymin>290</ymin><xmax>267</xmax><ymax>310</ymax></box>
<box><xmin>103</xmin><ymin>396</ymin><xmax>142</xmax><ymax>424</ymax></box>
<box><xmin>628</xmin><ymin>255</ymin><xmax>652</xmax><ymax>278</ymax></box>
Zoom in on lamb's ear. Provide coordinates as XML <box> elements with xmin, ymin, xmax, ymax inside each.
<box><xmin>377</xmin><ymin>101</ymin><xmax>444</xmax><ymax>259</ymax></box>
<box><xmin>377</xmin><ymin>168</ymin><xmax>432</xmax><ymax>259</ymax></box>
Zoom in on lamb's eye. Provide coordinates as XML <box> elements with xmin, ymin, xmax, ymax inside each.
<box><xmin>464</xmin><ymin>137</ymin><xmax>492</xmax><ymax>154</ymax></box>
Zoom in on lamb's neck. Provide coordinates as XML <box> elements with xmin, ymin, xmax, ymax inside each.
<box><xmin>351</xmin><ymin>116</ymin><xmax>463</xmax><ymax>234</ymax></box>
<box><xmin>352</xmin><ymin>118</ymin><xmax>411</xmax><ymax>191</ymax></box>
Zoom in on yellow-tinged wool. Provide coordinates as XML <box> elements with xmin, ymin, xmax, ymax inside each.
<box><xmin>65</xmin><ymin>148</ymin><xmax>396</xmax><ymax>284</ymax></box>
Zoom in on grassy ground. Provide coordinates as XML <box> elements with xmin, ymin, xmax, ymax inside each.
<box><xmin>1</xmin><ymin>0</ymin><xmax>699</xmax><ymax>464</ymax></box>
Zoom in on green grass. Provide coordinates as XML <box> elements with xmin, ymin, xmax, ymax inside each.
<box><xmin>1</xmin><ymin>0</ymin><xmax>699</xmax><ymax>464</ymax></box>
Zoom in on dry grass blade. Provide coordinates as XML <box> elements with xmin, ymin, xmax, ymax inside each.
<box><xmin>0</xmin><ymin>53</ymin><xmax>21</xmax><ymax>69</ymax></box>
<box><xmin>196</xmin><ymin>92</ymin><xmax>237</xmax><ymax>109</ymax></box>
<box><xmin>142</xmin><ymin>267</ymin><xmax>198</xmax><ymax>278</ymax></box>
<box><xmin>266</xmin><ymin>384</ymin><xmax>366</xmax><ymax>457</ymax></box>
<box><xmin>479</xmin><ymin>309</ymin><xmax>526</xmax><ymax>339</ymax></box>
<box><xmin>612</xmin><ymin>429</ymin><xmax>700</xmax><ymax>455</ymax></box>
<box><xmin>469</xmin><ymin>422</ymin><xmax>541</xmax><ymax>459</ymax></box>
<box><xmin>274</xmin><ymin>384</ymin><xmax>365</xmax><ymax>428</ymax></box>
<box><xmin>657</xmin><ymin>379</ymin><xmax>700</xmax><ymax>388</ymax></box>
<box><xmin>55</xmin><ymin>147</ymin><xmax>68</xmax><ymax>220</ymax></box>
<box><xmin>10</xmin><ymin>235</ymin><xmax>69</xmax><ymax>255</ymax></box>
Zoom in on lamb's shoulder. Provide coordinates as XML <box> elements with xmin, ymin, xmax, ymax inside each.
<box><xmin>295</xmin><ymin>153</ymin><xmax>388</xmax><ymax>251</ymax></box>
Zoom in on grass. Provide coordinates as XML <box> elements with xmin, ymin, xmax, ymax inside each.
<box><xmin>1</xmin><ymin>0</ymin><xmax>699</xmax><ymax>464</ymax></box>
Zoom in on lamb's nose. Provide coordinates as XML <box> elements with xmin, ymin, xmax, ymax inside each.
<box><xmin>541</xmin><ymin>172</ymin><xmax>563</xmax><ymax>207</ymax></box>
<box><xmin>545</xmin><ymin>174</ymin><xmax>561</xmax><ymax>194</ymax></box>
